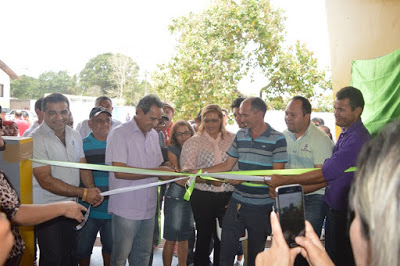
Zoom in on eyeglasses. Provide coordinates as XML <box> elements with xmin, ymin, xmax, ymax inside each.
<box><xmin>203</xmin><ymin>119</ymin><xmax>220</xmax><ymax>124</ymax></box>
<box><xmin>175</xmin><ymin>131</ymin><xmax>191</xmax><ymax>138</ymax></box>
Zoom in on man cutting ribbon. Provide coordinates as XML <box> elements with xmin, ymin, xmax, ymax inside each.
<box><xmin>32</xmin><ymin>93</ymin><xmax>103</xmax><ymax>266</ymax></box>
<box><xmin>105</xmin><ymin>94</ymin><xmax>175</xmax><ymax>266</ymax></box>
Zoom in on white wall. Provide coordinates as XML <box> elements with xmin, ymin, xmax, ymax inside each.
<box><xmin>0</xmin><ymin>70</ymin><xmax>11</xmax><ymax>108</ymax></box>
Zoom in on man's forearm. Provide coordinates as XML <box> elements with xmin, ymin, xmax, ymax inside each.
<box><xmin>80</xmin><ymin>169</ymin><xmax>95</xmax><ymax>188</ymax></box>
<box><xmin>303</xmin><ymin>181</ymin><xmax>327</xmax><ymax>194</ymax></box>
<box><xmin>282</xmin><ymin>169</ymin><xmax>325</xmax><ymax>186</ymax></box>
<box><xmin>38</xmin><ymin>176</ymin><xmax>84</xmax><ymax>198</ymax></box>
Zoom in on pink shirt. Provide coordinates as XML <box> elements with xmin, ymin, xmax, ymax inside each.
<box><xmin>106</xmin><ymin>119</ymin><xmax>163</xmax><ymax>220</ymax></box>
<box><xmin>181</xmin><ymin>131</ymin><xmax>235</xmax><ymax>192</ymax></box>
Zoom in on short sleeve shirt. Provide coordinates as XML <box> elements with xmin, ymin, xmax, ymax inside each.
<box><xmin>180</xmin><ymin>131</ymin><xmax>235</xmax><ymax>193</ymax></box>
<box><xmin>284</xmin><ymin>122</ymin><xmax>334</xmax><ymax>195</ymax></box>
<box><xmin>76</xmin><ymin>118</ymin><xmax>122</xmax><ymax>139</ymax></box>
<box><xmin>106</xmin><ymin>118</ymin><xmax>163</xmax><ymax>220</ymax></box>
<box><xmin>227</xmin><ymin>123</ymin><xmax>288</xmax><ymax>206</ymax></box>
<box><xmin>32</xmin><ymin>122</ymin><xmax>84</xmax><ymax>204</ymax></box>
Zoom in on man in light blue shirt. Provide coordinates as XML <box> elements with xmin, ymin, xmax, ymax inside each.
<box><xmin>282</xmin><ymin>96</ymin><xmax>334</xmax><ymax>236</ymax></box>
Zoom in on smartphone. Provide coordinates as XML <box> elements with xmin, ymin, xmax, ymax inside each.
<box><xmin>275</xmin><ymin>184</ymin><xmax>305</xmax><ymax>247</ymax></box>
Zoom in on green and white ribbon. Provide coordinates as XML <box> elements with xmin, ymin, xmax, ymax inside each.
<box><xmin>31</xmin><ymin>159</ymin><xmax>356</xmax><ymax>202</ymax></box>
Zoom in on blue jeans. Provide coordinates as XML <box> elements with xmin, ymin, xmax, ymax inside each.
<box><xmin>304</xmin><ymin>194</ymin><xmax>326</xmax><ymax>237</ymax></box>
<box><xmin>111</xmin><ymin>214</ymin><xmax>155</xmax><ymax>266</ymax></box>
<box><xmin>220</xmin><ymin>200</ymin><xmax>272</xmax><ymax>266</ymax></box>
<box><xmin>77</xmin><ymin>218</ymin><xmax>112</xmax><ymax>259</ymax></box>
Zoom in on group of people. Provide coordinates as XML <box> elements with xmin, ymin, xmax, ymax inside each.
<box><xmin>0</xmin><ymin>110</ymin><xmax>30</xmax><ymax>136</ymax></box>
<box><xmin>0</xmin><ymin>86</ymin><xmax>399</xmax><ymax>266</ymax></box>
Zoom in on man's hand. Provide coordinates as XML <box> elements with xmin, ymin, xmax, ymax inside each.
<box><xmin>269</xmin><ymin>187</ymin><xmax>277</xmax><ymax>199</ymax></box>
<box><xmin>85</xmin><ymin>187</ymin><xmax>103</xmax><ymax>207</ymax></box>
<box><xmin>295</xmin><ymin>221</ymin><xmax>334</xmax><ymax>266</ymax></box>
<box><xmin>60</xmin><ymin>201</ymin><xmax>87</xmax><ymax>222</ymax></box>
<box><xmin>181</xmin><ymin>168</ymin><xmax>199</xmax><ymax>174</ymax></box>
<box><xmin>255</xmin><ymin>211</ymin><xmax>300</xmax><ymax>266</ymax></box>
<box><xmin>266</xmin><ymin>174</ymin><xmax>285</xmax><ymax>188</ymax></box>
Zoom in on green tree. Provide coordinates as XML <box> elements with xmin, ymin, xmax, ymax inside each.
<box><xmin>11</xmin><ymin>71</ymin><xmax>77</xmax><ymax>99</ymax></box>
<box><xmin>79</xmin><ymin>53</ymin><xmax>144</xmax><ymax>104</ymax></box>
<box><xmin>37</xmin><ymin>71</ymin><xmax>77</xmax><ymax>96</ymax></box>
<box><xmin>79</xmin><ymin>53</ymin><xmax>116</xmax><ymax>95</ymax></box>
<box><xmin>153</xmin><ymin>0</ymin><xmax>331</xmax><ymax>120</ymax></box>
<box><xmin>107</xmin><ymin>53</ymin><xmax>141</xmax><ymax>104</ymax></box>
<box><xmin>262</xmin><ymin>41</ymin><xmax>332</xmax><ymax>109</ymax></box>
<box><xmin>10</xmin><ymin>75</ymin><xmax>39</xmax><ymax>99</ymax></box>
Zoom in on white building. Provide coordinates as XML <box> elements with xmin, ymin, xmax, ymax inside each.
<box><xmin>0</xmin><ymin>59</ymin><xmax>19</xmax><ymax>109</ymax></box>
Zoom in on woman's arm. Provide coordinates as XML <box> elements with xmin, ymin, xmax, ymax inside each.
<box><xmin>12</xmin><ymin>201</ymin><xmax>87</xmax><ymax>226</ymax></box>
<box><xmin>167</xmin><ymin>150</ymin><xmax>180</xmax><ymax>171</ymax></box>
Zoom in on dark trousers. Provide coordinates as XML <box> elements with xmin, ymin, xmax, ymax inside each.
<box><xmin>190</xmin><ymin>189</ymin><xmax>232</xmax><ymax>266</ymax></box>
<box><xmin>36</xmin><ymin>217</ymin><xmax>78</xmax><ymax>266</ymax></box>
<box><xmin>325</xmin><ymin>204</ymin><xmax>355</xmax><ymax>266</ymax></box>
<box><xmin>219</xmin><ymin>200</ymin><xmax>272</xmax><ymax>266</ymax></box>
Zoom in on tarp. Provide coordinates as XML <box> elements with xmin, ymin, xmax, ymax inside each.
<box><xmin>351</xmin><ymin>48</ymin><xmax>400</xmax><ymax>136</ymax></box>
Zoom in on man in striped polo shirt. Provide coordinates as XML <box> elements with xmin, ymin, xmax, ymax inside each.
<box><xmin>77</xmin><ymin>106</ymin><xmax>113</xmax><ymax>266</ymax></box>
<box><xmin>201</xmin><ymin>97</ymin><xmax>288</xmax><ymax>266</ymax></box>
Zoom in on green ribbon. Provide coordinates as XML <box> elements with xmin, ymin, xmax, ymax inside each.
<box><xmin>345</xmin><ymin>167</ymin><xmax>357</xmax><ymax>172</ymax></box>
<box><xmin>183</xmin><ymin>170</ymin><xmax>201</xmax><ymax>201</ymax></box>
<box><xmin>30</xmin><ymin>159</ymin><xmax>356</xmax><ymax>201</ymax></box>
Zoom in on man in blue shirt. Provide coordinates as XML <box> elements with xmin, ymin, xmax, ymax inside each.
<box><xmin>77</xmin><ymin>106</ymin><xmax>113</xmax><ymax>266</ymax></box>
<box><xmin>201</xmin><ymin>97</ymin><xmax>288</xmax><ymax>266</ymax></box>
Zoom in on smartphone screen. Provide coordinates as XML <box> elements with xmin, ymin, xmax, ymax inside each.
<box><xmin>276</xmin><ymin>184</ymin><xmax>305</xmax><ymax>247</ymax></box>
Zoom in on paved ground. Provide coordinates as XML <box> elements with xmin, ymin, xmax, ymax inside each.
<box><xmin>91</xmin><ymin>240</ymin><xmax>176</xmax><ymax>266</ymax></box>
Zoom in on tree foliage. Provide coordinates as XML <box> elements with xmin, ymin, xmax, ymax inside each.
<box><xmin>152</xmin><ymin>0</ymin><xmax>331</xmax><ymax>120</ymax></box>
<box><xmin>11</xmin><ymin>53</ymin><xmax>144</xmax><ymax>105</ymax></box>
<box><xmin>79</xmin><ymin>53</ymin><xmax>116</xmax><ymax>95</ymax></box>
<box><xmin>11</xmin><ymin>71</ymin><xmax>77</xmax><ymax>99</ymax></box>
<box><xmin>10</xmin><ymin>75</ymin><xmax>38</xmax><ymax>99</ymax></box>
<box><xmin>107</xmin><ymin>53</ymin><xmax>142</xmax><ymax>104</ymax></box>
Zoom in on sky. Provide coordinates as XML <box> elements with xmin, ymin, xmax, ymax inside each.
<box><xmin>0</xmin><ymin>0</ymin><xmax>330</xmax><ymax>96</ymax></box>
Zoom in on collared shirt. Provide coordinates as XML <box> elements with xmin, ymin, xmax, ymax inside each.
<box><xmin>32</xmin><ymin>122</ymin><xmax>84</xmax><ymax>204</ymax></box>
<box><xmin>284</xmin><ymin>122</ymin><xmax>334</xmax><ymax>195</ymax></box>
<box><xmin>227</xmin><ymin>123</ymin><xmax>288</xmax><ymax>206</ymax></box>
<box><xmin>322</xmin><ymin>119</ymin><xmax>371</xmax><ymax>211</ymax></box>
<box><xmin>76</xmin><ymin>118</ymin><xmax>122</xmax><ymax>139</ymax></box>
<box><xmin>22</xmin><ymin>120</ymin><xmax>40</xmax><ymax>137</ymax></box>
<box><xmin>105</xmin><ymin>118</ymin><xmax>163</xmax><ymax>220</ymax></box>
<box><xmin>180</xmin><ymin>131</ymin><xmax>235</xmax><ymax>192</ymax></box>
<box><xmin>79</xmin><ymin>132</ymin><xmax>110</xmax><ymax>219</ymax></box>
